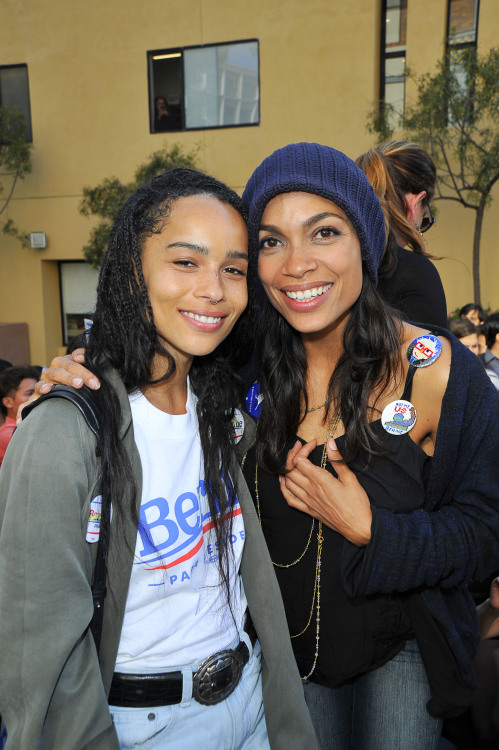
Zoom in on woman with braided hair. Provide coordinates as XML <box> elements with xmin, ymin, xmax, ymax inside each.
<box><xmin>0</xmin><ymin>168</ymin><xmax>317</xmax><ymax>750</ymax></box>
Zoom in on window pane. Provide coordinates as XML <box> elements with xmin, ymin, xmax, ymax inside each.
<box><xmin>0</xmin><ymin>65</ymin><xmax>32</xmax><ymax>141</ymax></box>
<box><xmin>184</xmin><ymin>41</ymin><xmax>259</xmax><ymax>129</ymax></box>
<box><xmin>385</xmin><ymin>56</ymin><xmax>405</xmax><ymax>80</ymax></box>
<box><xmin>448</xmin><ymin>0</ymin><xmax>478</xmax><ymax>45</ymax></box>
<box><xmin>385</xmin><ymin>1</ymin><xmax>407</xmax><ymax>49</ymax></box>
<box><xmin>150</xmin><ymin>54</ymin><xmax>183</xmax><ymax>131</ymax></box>
<box><xmin>60</xmin><ymin>262</ymin><xmax>99</xmax><ymax>345</ymax></box>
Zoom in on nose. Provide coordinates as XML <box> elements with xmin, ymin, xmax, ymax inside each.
<box><xmin>282</xmin><ymin>243</ymin><xmax>318</xmax><ymax>278</ymax></box>
<box><xmin>197</xmin><ymin>268</ymin><xmax>226</xmax><ymax>305</ymax></box>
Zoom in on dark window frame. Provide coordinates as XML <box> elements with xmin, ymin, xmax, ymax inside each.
<box><xmin>446</xmin><ymin>0</ymin><xmax>480</xmax><ymax>52</ymax></box>
<box><xmin>0</xmin><ymin>63</ymin><xmax>32</xmax><ymax>142</ymax></box>
<box><xmin>147</xmin><ymin>38</ymin><xmax>260</xmax><ymax>134</ymax></box>
<box><xmin>379</xmin><ymin>0</ymin><xmax>407</xmax><ymax>127</ymax></box>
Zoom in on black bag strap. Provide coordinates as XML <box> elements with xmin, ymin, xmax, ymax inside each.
<box><xmin>22</xmin><ymin>385</ymin><xmax>100</xmax><ymax>440</ymax></box>
<box><xmin>22</xmin><ymin>386</ymin><xmax>108</xmax><ymax>654</ymax></box>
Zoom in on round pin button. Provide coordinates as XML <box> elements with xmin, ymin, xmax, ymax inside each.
<box><xmin>381</xmin><ymin>399</ymin><xmax>417</xmax><ymax>435</ymax></box>
<box><xmin>406</xmin><ymin>335</ymin><xmax>442</xmax><ymax>368</ymax></box>
<box><xmin>246</xmin><ymin>381</ymin><xmax>263</xmax><ymax>418</ymax></box>
<box><xmin>232</xmin><ymin>408</ymin><xmax>244</xmax><ymax>444</ymax></box>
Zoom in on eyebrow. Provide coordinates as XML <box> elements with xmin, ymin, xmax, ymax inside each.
<box><xmin>260</xmin><ymin>211</ymin><xmax>346</xmax><ymax>233</ymax></box>
<box><xmin>167</xmin><ymin>242</ymin><xmax>248</xmax><ymax>260</ymax></box>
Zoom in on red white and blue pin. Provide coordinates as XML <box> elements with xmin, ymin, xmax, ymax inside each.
<box><xmin>381</xmin><ymin>400</ymin><xmax>417</xmax><ymax>436</ymax></box>
<box><xmin>406</xmin><ymin>334</ymin><xmax>442</xmax><ymax>368</ymax></box>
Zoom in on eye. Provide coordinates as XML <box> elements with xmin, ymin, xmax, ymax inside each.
<box><xmin>259</xmin><ymin>236</ymin><xmax>281</xmax><ymax>251</ymax></box>
<box><xmin>173</xmin><ymin>259</ymin><xmax>196</xmax><ymax>268</ymax></box>
<box><xmin>223</xmin><ymin>265</ymin><xmax>247</xmax><ymax>277</ymax></box>
<box><xmin>314</xmin><ymin>226</ymin><xmax>340</xmax><ymax>240</ymax></box>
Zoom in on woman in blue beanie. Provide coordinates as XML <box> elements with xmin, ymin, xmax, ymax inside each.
<box><xmin>34</xmin><ymin>143</ymin><xmax>499</xmax><ymax>750</ymax></box>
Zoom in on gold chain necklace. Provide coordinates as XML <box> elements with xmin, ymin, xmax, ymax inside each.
<box><xmin>253</xmin><ymin>408</ymin><xmax>341</xmax><ymax>680</ymax></box>
<box><xmin>300</xmin><ymin>399</ymin><xmax>328</xmax><ymax>414</ymax></box>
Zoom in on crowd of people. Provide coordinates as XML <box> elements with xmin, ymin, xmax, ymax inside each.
<box><xmin>0</xmin><ymin>140</ymin><xmax>498</xmax><ymax>750</ymax></box>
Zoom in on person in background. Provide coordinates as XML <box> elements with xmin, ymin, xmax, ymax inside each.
<box><xmin>472</xmin><ymin>577</ymin><xmax>499</xmax><ymax>749</ymax></box>
<box><xmin>154</xmin><ymin>96</ymin><xmax>174</xmax><ymax>132</ymax></box>
<box><xmin>356</xmin><ymin>140</ymin><xmax>448</xmax><ymax>329</ymax></box>
<box><xmin>449</xmin><ymin>318</ymin><xmax>480</xmax><ymax>355</ymax></box>
<box><xmin>480</xmin><ymin>313</ymin><xmax>499</xmax><ymax>390</ymax></box>
<box><xmin>459</xmin><ymin>303</ymin><xmax>485</xmax><ymax>327</ymax></box>
<box><xmin>0</xmin><ymin>360</ymin><xmax>12</xmax><ymax>427</ymax></box>
<box><xmin>0</xmin><ymin>366</ymin><xmax>38</xmax><ymax>467</ymax></box>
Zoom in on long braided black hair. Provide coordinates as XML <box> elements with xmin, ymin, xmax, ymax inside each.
<box><xmin>84</xmin><ymin>167</ymin><xmax>255</xmax><ymax>604</ymax></box>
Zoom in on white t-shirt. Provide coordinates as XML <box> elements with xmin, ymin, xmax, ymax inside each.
<box><xmin>115</xmin><ymin>384</ymin><xmax>246</xmax><ymax>671</ymax></box>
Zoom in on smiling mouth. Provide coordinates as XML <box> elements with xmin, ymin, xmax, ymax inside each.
<box><xmin>284</xmin><ymin>284</ymin><xmax>332</xmax><ymax>301</ymax></box>
<box><xmin>181</xmin><ymin>311</ymin><xmax>224</xmax><ymax>324</ymax></box>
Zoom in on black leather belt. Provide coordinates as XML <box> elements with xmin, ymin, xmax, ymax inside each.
<box><xmin>109</xmin><ymin>618</ymin><xmax>257</xmax><ymax>708</ymax></box>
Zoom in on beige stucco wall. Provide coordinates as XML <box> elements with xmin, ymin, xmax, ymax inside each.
<box><xmin>0</xmin><ymin>0</ymin><xmax>498</xmax><ymax>364</ymax></box>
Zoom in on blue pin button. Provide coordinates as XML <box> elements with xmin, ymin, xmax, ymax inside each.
<box><xmin>246</xmin><ymin>381</ymin><xmax>264</xmax><ymax>418</ymax></box>
<box><xmin>407</xmin><ymin>335</ymin><xmax>442</xmax><ymax>367</ymax></box>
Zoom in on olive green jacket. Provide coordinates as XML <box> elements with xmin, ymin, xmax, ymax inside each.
<box><xmin>0</xmin><ymin>370</ymin><xmax>318</xmax><ymax>750</ymax></box>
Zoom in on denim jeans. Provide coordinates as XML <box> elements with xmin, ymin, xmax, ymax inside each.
<box><xmin>110</xmin><ymin>635</ymin><xmax>269</xmax><ymax>750</ymax></box>
<box><xmin>303</xmin><ymin>639</ymin><xmax>443</xmax><ymax>750</ymax></box>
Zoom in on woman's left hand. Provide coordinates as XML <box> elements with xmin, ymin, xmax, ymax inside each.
<box><xmin>280</xmin><ymin>438</ymin><xmax>372</xmax><ymax>546</ymax></box>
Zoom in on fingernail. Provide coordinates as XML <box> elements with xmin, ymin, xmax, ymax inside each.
<box><xmin>40</xmin><ymin>382</ymin><xmax>51</xmax><ymax>392</ymax></box>
<box><xmin>89</xmin><ymin>378</ymin><xmax>100</xmax><ymax>390</ymax></box>
<box><xmin>72</xmin><ymin>377</ymin><xmax>83</xmax><ymax>387</ymax></box>
<box><xmin>329</xmin><ymin>439</ymin><xmax>337</xmax><ymax>450</ymax></box>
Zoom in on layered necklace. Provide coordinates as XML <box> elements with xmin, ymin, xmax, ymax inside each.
<box><xmin>251</xmin><ymin>405</ymin><xmax>341</xmax><ymax>680</ymax></box>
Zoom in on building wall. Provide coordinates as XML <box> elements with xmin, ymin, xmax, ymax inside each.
<box><xmin>0</xmin><ymin>0</ymin><xmax>498</xmax><ymax>364</ymax></box>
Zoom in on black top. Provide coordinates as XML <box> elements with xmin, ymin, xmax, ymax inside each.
<box><xmin>243</xmin><ymin>369</ymin><xmax>432</xmax><ymax>686</ymax></box>
<box><xmin>377</xmin><ymin>246</ymin><xmax>448</xmax><ymax>329</ymax></box>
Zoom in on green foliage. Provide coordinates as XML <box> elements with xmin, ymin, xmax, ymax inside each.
<box><xmin>80</xmin><ymin>142</ymin><xmax>201</xmax><ymax>268</ymax></box>
<box><xmin>2</xmin><ymin>217</ymin><xmax>30</xmax><ymax>248</ymax></box>
<box><xmin>366</xmin><ymin>102</ymin><xmax>400</xmax><ymax>144</ymax></box>
<box><xmin>0</xmin><ymin>106</ymin><xmax>33</xmax><ymax>243</ymax></box>
<box><xmin>402</xmin><ymin>47</ymin><xmax>499</xmax><ymax>210</ymax></box>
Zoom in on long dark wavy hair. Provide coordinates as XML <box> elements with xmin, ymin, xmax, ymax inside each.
<box><xmin>356</xmin><ymin>140</ymin><xmax>437</xmax><ymax>279</ymax></box>
<box><xmin>255</xmin><ymin>266</ymin><xmax>403</xmax><ymax>474</ymax></box>
<box><xmin>84</xmin><ymin>167</ymin><xmax>255</xmax><ymax>604</ymax></box>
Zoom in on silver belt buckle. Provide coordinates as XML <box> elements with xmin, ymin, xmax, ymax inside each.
<box><xmin>192</xmin><ymin>647</ymin><xmax>244</xmax><ymax>705</ymax></box>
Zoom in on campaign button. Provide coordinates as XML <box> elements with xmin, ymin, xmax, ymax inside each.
<box><xmin>406</xmin><ymin>335</ymin><xmax>442</xmax><ymax>367</ymax></box>
<box><xmin>381</xmin><ymin>400</ymin><xmax>417</xmax><ymax>435</ymax></box>
<box><xmin>232</xmin><ymin>408</ymin><xmax>244</xmax><ymax>443</ymax></box>
<box><xmin>246</xmin><ymin>381</ymin><xmax>263</xmax><ymax>418</ymax></box>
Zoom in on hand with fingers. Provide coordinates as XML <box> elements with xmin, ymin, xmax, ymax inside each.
<box><xmin>16</xmin><ymin>348</ymin><xmax>100</xmax><ymax>424</ymax></box>
<box><xmin>477</xmin><ymin>577</ymin><xmax>499</xmax><ymax>639</ymax></box>
<box><xmin>280</xmin><ymin>438</ymin><xmax>372</xmax><ymax>547</ymax></box>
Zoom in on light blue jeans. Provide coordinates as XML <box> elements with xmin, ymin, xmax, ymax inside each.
<box><xmin>303</xmin><ymin>639</ymin><xmax>443</xmax><ymax>750</ymax></box>
<box><xmin>109</xmin><ymin>635</ymin><xmax>269</xmax><ymax>750</ymax></box>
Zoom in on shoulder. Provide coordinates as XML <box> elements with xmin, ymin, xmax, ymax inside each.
<box><xmin>392</xmin><ymin>247</ymin><xmax>441</xmax><ymax>281</ymax></box>
<box><xmin>14</xmin><ymin>391</ymin><xmax>99</xmax><ymax>466</ymax></box>
<box><xmin>399</xmin><ymin>325</ymin><xmax>451</xmax><ymax>439</ymax></box>
<box><xmin>402</xmin><ymin>323</ymin><xmax>451</xmax><ymax>392</ymax></box>
<box><xmin>402</xmin><ymin>323</ymin><xmax>495</xmax><ymax>421</ymax></box>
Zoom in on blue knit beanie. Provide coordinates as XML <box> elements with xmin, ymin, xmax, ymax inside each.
<box><xmin>242</xmin><ymin>142</ymin><xmax>386</xmax><ymax>285</ymax></box>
